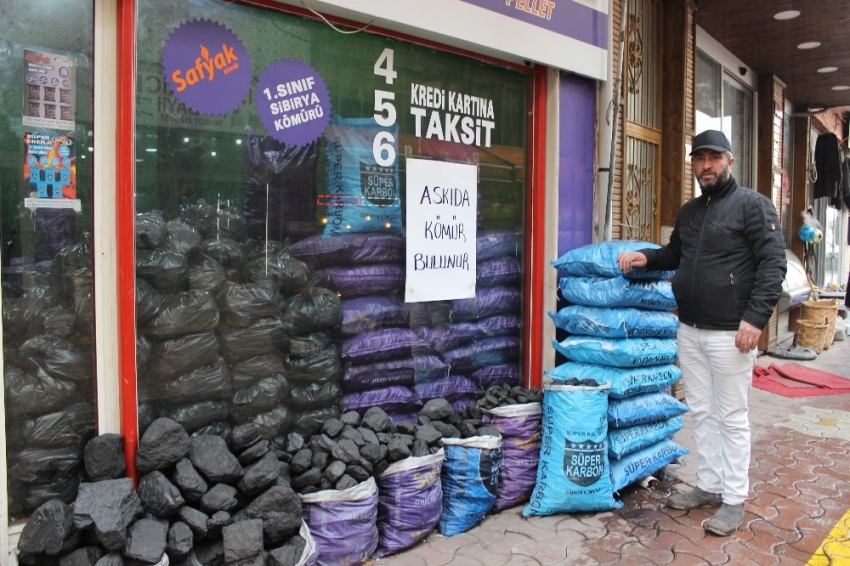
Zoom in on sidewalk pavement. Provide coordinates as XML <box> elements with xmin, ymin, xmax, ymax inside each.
<box><xmin>387</xmin><ymin>335</ymin><xmax>850</xmax><ymax>565</ymax></box>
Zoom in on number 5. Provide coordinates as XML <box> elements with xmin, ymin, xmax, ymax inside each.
<box><xmin>374</xmin><ymin>90</ymin><xmax>396</xmax><ymax>127</ymax></box>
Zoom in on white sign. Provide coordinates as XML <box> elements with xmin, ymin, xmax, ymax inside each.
<box><xmin>405</xmin><ymin>158</ymin><xmax>477</xmax><ymax>302</ymax></box>
<box><xmin>281</xmin><ymin>0</ymin><xmax>609</xmax><ymax>80</ymax></box>
<box><xmin>25</xmin><ymin>197</ymin><xmax>81</xmax><ymax>212</ymax></box>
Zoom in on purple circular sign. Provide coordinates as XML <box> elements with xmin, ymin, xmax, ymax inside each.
<box><xmin>255</xmin><ymin>59</ymin><xmax>331</xmax><ymax>146</ymax></box>
<box><xmin>162</xmin><ymin>19</ymin><xmax>252</xmax><ymax>116</ymax></box>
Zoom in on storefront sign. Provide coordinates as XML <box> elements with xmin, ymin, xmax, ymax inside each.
<box><xmin>409</xmin><ymin>82</ymin><xmax>497</xmax><ymax>148</ymax></box>
<box><xmin>23</xmin><ymin>131</ymin><xmax>81</xmax><ymax>212</ymax></box>
<box><xmin>22</xmin><ymin>48</ymin><xmax>76</xmax><ymax>131</ymax></box>
<box><xmin>162</xmin><ymin>19</ymin><xmax>252</xmax><ymax>116</ymax></box>
<box><xmin>405</xmin><ymin>158</ymin><xmax>477</xmax><ymax>302</ymax></box>
<box><xmin>294</xmin><ymin>0</ymin><xmax>608</xmax><ymax>80</ymax></box>
<box><xmin>460</xmin><ymin>0</ymin><xmax>607</xmax><ymax>50</ymax></box>
<box><xmin>255</xmin><ymin>59</ymin><xmax>330</xmax><ymax>146</ymax></box>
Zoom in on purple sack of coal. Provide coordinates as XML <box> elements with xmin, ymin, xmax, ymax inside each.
<box><xmin>443</xmin><ymin>336</ymin><xmax>522</xmax><ymax>373</ymax></box>
<box><xmin>476</xmin><ymin>257</ymin><xmax>522</xmax><ymax>288</ymax></box>
<box><xmin>478</xmin><ymin>314</ymin><xmax>522</xmax><ymax>337</ymax></box>
<box><xmin>476</xmin><ymin>230</ymin><xmax>522</xmax><ymax>261</ymax></box>
<box><xmin>342</xmin><ymin>385</ymin><xmax>421</xmax><ymax>416</ymax></box>
<box><xmin>483</xmin><ymin>403</ymin><xmax>543</xmax><ymax>511</ymax></box>
<box><xmin>342</xmin><ymin>328</ymin><xmax>431</xmax><ymax>364</ymax></box>
<box><xmin>451</xmin><ymin>397</ymin><xmax>477</xmax><ymax>413</ymax></box>
<box><xmin>415</xmin><ymin>323</ymin><xmax>484</xmax><ymax>353</ymax></box>
<box><xmin>289</xmin><ymin>233</ymin><xmax>406</xmax><ymax>269</ymax></box>
<box><xmin>340</xmin><ymin>295</ymin><xmax>407</xmax><ymax>335</ymax></box>
<box><xmin>345</xmin><ymin>355</ymin><xmax>448</xmax><ymax>390</ymax></box>
<box><xmin>471</xmin><ymin>364</ymin><xmax>521</xmax><ymax>388</ymax></box>
<box><xmin>376</xmin><ymin>450</ymin><xmax>445</xmax><ymax>557</ymax></box>
<box><xmin>342</xmin><ymin>360</ymin><xmax>415</xmax><ymax>392</ymax></box>
<box><xmin>342</xmin><ymin>355</ymin><xmax>449</xmax><ymax>392</ymax></box>
<box><xmin>301</xmin><ymin>477</ymin><xmax>379</xmax><ymax>566</ymax></box>
<box><xmin>415</xmin><ymin>375</ymin><xmax>481</xmax><ymax>403</ymax></box>
<box><xmin>314</xmin><ymin>264</ymin><xmax>404</xmax><ymax>298</ymax></box>
<box><xmin>449</xmin><ymin>286</ymin><xmax>522</xmax><ymax>322</ymax></box>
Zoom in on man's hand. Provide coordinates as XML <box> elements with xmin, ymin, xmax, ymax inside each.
<box><xmin>617</xmin><ymin>251</ymin><xmax>648</xmax><ymax>274</ymax></box>
<box><xmin>736</xmin><ymin>320</ymin><xmax>762</xmax><ymax>353</ymax></box>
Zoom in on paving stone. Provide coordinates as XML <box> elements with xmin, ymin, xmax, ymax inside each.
<box><xmin>454</xmin><ymin>543</ymin><xmax>512</xmax><ymax>566</ymax></box>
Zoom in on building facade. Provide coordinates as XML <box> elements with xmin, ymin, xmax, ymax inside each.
<box><xmin>0</xmin><ymin>0</ymin><xmax>845</xmax><ymax>556</ymax></box>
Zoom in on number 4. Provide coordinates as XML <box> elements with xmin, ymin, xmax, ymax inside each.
<box><xmin>374</xmin><ymin>48</ymin><xmax>397</xmax><ymax>85</ymax></box>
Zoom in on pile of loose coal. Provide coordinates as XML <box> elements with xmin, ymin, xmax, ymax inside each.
<box><xmin>281</xmin><ymin>397</ymin><xmax>523</xmax><ymax>496</ymax></box>
<box><xmin>16</xmin><ymin>418</ymin><xmax>305</xmax><ymax>566</ymax></box>
<box><xmin>464</xmin><ymin>384</ymin><xmax>544</xmax><ymax>413</ymax></box>
<box><xmin>15</xmin><ymin>386</ymin><xmax>544</xmax><ymax>565</ymax></box>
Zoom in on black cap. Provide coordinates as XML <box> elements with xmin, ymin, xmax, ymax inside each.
<box><xmin>690</xmin><ymin>130</ymin><xmax>732</xmax><ymax>156</ymax></box>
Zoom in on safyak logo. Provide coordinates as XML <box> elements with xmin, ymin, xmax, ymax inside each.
<box><xmin>170</xmin><ymin>43</ymin><xmax>240</xmax><ymax>92</ymax></box>
<box><xmin>162</xmin><ymin>19</ymin><xmax>252</xmax><ymax>116</ymax></box>
<box><xmin>563</xmin><ymin>439</ymin><xmax>605</xmax><ymax>487</ymax></box>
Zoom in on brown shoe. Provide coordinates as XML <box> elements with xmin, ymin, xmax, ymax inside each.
<box><xmin>665</xmin><ymin>487</ymin><xmax>723</xmax><ymax>510</ymax></box>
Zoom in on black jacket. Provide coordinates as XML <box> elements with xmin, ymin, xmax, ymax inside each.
<box><xmin>813</xmin><ymin>132</ymin><xmax>842</xmax><ymax>203</ymax></box>
<box><xmin>640</xmin><ymin>177</ymin><xmax>787</xmax><ymax>331</ymax></box>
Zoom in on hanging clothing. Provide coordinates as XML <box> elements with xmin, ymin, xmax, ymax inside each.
<box><xmin>842</xmin><ymin>155</ymin><xmax>850</xmax><ymax>210</ymax></box>
<box><xmin>813</xmin><ymin>132</ymin><xmax>842</xmax><ymax>206</ymax></box>
<box><xmin>243</xmin><ymin>127</ymin><xmax>319</xmax><ymax>245</ymax></box>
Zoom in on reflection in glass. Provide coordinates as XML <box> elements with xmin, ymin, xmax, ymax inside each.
<box><xmin>0</xmin><ymin>1</ymin><xmax>96</xmax><ymax>521</ymax></box>
<box><xmin>134</xmin><ymin>0</ymin><xmax>529</xmax><ymax>444</ymax></box>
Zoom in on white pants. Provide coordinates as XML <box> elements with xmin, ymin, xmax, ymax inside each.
<box><xmin>677</xmin><ymin>323</ymin><xmax>756</xmax><ymax>505</ymax></box>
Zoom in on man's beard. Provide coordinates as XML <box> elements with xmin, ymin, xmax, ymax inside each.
<box><xmin>698</xmin><ymin>165</ymin><xmax>731</xmax><ymax>193</ymax></box>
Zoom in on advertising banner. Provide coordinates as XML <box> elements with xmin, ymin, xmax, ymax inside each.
<box><xmin>23</xmin><ymin>48</ymin><xmax>76</xmax><ymax>131</ymax></box>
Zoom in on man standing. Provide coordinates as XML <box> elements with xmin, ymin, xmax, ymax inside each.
<box><xmin>617</xmin><ymin>130</ymin><xmax>787</xmax><ymax>536</ymax></box>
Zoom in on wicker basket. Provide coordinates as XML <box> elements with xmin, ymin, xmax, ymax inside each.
<box><xmin>796</xmin><ymin>317</ymin><xmax>829</xmax><ymax>354</ymax></box>
<box><xmin>801</xmin><ymin>299</ymin><xmax>840</xmax><ymax>349</ymax></box>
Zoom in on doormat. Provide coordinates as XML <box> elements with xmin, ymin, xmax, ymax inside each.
<box><xmin>752</xmin><ymin>363</ymin><xmax>850</xmax><ymax>398</ymax></box>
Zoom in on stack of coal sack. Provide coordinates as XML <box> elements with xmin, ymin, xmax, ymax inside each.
<box><xmin>15</xmin><ymin>417</ymin><xmax>308</xmax><ymax>566</ymax></box>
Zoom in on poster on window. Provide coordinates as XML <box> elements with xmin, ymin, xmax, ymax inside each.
<box><xmin>22</xmin><ymin>48</ymin><xmax>76</xmax><ymax>131</ymax></box>
<box><xmin>405</xmin><ymin>158</ymin><xmax>477</xmax><ymax>302</ymax></box>
<box><xmin>23</xmin><ymin>132</ymin><xmax>81</xmax><ymax>212</ymax></box>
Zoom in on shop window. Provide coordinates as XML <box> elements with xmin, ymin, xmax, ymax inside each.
<box><xmin>0</xmin><ymin>2</ymin><xmax>97</xmax><ymax>521</ymax></box>
<box><xmin>134</xmin><ymin>1</ymin><xmax>530</xmax><ymax>439</ymax></box>
<box><xmin>695</xmin><ymin>50</ymin><xmax>753</xmax><ymax>190</ymax></box>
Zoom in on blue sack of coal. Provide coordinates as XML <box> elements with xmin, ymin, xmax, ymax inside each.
<box><xmin>438</xmin><ymin>435</ymin><xmax>503</xmax><ymax>536</ymax></box>
<box><xmin>523</xmin><ymin>381</ymin><xmax>622</xmax><ymax>516</ymax></box>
